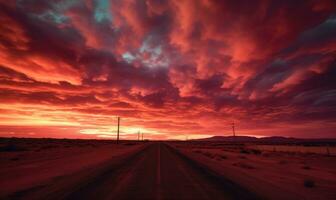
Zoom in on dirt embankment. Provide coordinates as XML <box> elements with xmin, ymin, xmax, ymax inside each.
<box><xmin>170</xmin><ymin>142</ymin><xmax>336</xmax><ymax>200</ymax></box>
<box><xmin>0</xmin><ymin>139</ymin><xmax>147</xmax><ymax>198</ymax></box>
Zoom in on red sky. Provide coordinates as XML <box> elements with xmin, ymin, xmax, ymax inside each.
<box><xmin>0</xmin><ymin>0</ymin><xmax>336</xmax><ymax>140</ymax></box>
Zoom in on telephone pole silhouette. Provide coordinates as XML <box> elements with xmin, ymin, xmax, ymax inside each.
<box><xmin>138</xmin><ymin>130</ymin><xmax>140</xmax><ymax>141</ymax></box>
<box><xmin>232</xmin><ymin>122</ymin><xmax>236</xmax><ymax>137</ymax></box>
<box><xmin>117</xmin><ymin>117</ymin><xmax>120</xmax><ymax>144</ymax></box>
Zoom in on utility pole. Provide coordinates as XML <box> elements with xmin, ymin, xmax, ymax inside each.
<box><xmin>117</xmin><ymin>117</ymin><xmax>120</xmax><ymax>144</ymax></box>
<box><xmin>138</xmin><ymin>130</ymin><xmax>140</xmax><ymax>141</ymax></box>
<box><xmin>232</xmin><ymin>122</ymin><xmax>236</xmax><ymax>137</ymax></box>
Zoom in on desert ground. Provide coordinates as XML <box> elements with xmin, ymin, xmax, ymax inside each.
<box><xmin>172</xmin><ymin>141</ymin><xmax>336</xmax><ymax>200</ymax></box>
<box><xmin>0</xmin><ymin>138</ymin><xmax>335</xmax><ymax>200</ymax></box>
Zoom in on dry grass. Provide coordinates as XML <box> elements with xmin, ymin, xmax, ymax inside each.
<box><xmin>233</xmin><ymin>162</ymin><xmax>255</xmax><ymax>169</ymax></box>
<box><xmin>202</xmin><ymin>152</ymin><xmax>215</xmax><ymax>158</ymax></box>
<box><xmin>192</xmin><ymin>150</ymin><xmax>203</xmax><ymax>154</ymax></box>
<box><xmin>249</xmin><ymin>145</ymin><xmax>336</xmax><ymax>156</ymax></box>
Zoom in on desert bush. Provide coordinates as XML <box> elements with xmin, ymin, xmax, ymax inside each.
<box><xmin>202</xmin><ymin>152</ymin><xmax>215</xmax><ymax>158</ymax></box>
<box><xmin>302</xmin><ymin>165</ymin><xmax>311</xmax><ymax>170</ymax></box>
<box><xmin>240</xmin><ymin>149</ymin><xmax>250</xmax><ymax>154</ymax></box>
<box><xmin>0</xmin><ymin>144</ymin><xmax>26</xmax><ymax>152</ymax></box>
<box><xmin>233</xmin><ymin>162</ymin><xmax>255</xmax><ymax>169</ymax></box>
<box><xmin>10</xmin><ymin>157</ymin><xmax>20</xmax><ymax>161</ymax></box>
<box><xmin>123</xmin><ymin>143</ymin><xmax>137</xmax><ymax>146</ymax></box>
<box><xmin>251</xmin><ymin>149</ymin><xmax>262</xmax><ymax>155</ymax></box>
<box><xmin>39</xmin><ymin>145</ymin><xmax>58</xmax><ymax>150</ymax></box>
<box><xmin>304</xmin><ymin>179</ymin><xmax>315</xmax><ymax>188</ymax></box>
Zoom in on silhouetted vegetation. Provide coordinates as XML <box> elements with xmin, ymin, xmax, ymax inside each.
<box><xmin>0</xmin><ymin>144</ymin><xmax>26</xmax><ymax>152</ymax></box>
<box><xmin>202</xmin><ymin>152</ymin><xmax>215</xmax><ymax>158</ymax></box>
<box><xmin>304</xmin><ymin>179</ymin><xmax>315</xmax><ymax>188</ymax></box>
<box><xmin>123</xmin><ymin>143</ymin><xmax>137</xmax><ymax>146</ymax></box>
<box><xmin>251</xmin><ymin>149</ymin><xmax>262</xmax><ymax>155</ymax></box>
<box><xmin>10</xmin><ymin>157</ymin><xmax>20</xmax><ymax>161</ymax></box>
<box><xmin>240</xmin><ymin>149</ymin><xmax>250</xmax><ymax>154</ymax></box>
<box><xmin>218</xmin><ymin>154</ymin><xmax>227</xmax><ymax>159</ymax></box>
<box><xmin>302</xmin><ymin>165</ymin><xmax>311</xmax><ymax>170</ymax></box>
<box><xmin>233</xmin><ymin>162</ymin><xmax>255</xmax><ymax>169</ymax></box>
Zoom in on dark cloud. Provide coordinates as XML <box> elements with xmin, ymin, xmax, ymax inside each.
<box><xmin>0</xmin><ymin>0</ymin><xmax>336</xmax><ymax>139</ymax></box>
<box><xmin>0</xmin><ymin>65</ymin><xmax>32</xmax><ymax>81</ymax></box>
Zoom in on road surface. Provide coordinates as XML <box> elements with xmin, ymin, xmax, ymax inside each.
<box><xmin>8</xmin><ymin>143</ymin><xmax>259</xmax><ymax>200</ymax></box>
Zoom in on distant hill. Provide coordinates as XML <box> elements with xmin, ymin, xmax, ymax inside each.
<box><xmin>196</xmin><ymin>136</ymin><xmax>258</xmax><ymax>142</ymax></box>
<box><xmin>192</xmin><ymin>136</ymin><xmax>336</xmax><ymax>144</ymax></box>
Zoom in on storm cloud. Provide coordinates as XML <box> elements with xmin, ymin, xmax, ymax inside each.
<box><xmin>0</xmin><ymin>0</ymin><xmax>335</xmax><ymax>139</ymax></box>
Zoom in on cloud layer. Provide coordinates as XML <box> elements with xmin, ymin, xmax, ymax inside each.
<box><xmin>0</xmin><ymin>0</ymin><xmax>336</xmax><ymax>139</ymax></box>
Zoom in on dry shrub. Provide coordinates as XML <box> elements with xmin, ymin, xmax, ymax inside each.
<box><xmin>10</xmin><ymin>157</ymin><xmax>20</xmax><ymax>161</ymax></box>
<box><xmin>240</xmin><ymin>149</ymin><xmax>250</xmax><ymax>154</ymax></box>
<box><xmin>302</xmin><ymin>165</ymin><xmax>311</xmax><ymax>170</ymax></box>
<box><xmin>304</xmin><ymin>179</ymin><xmax>315</xmax><ymax>188</ymax></box>
<box><xmin>123</xmin><ymin>143</ymin><xmax>136</xmax><ymax>146</ymax></box>
<box><xmin>233</xmin><ymin>162</ymin><xmax>255</xmax><ymax>169</ymax></box>
<box><xmin>39</xmin><ymin>145</ymin><xmax>58</xmax><ymax>150</ymax></box>
<box><xmin>0</xmin><ymin>144</ymin><xmax>26</xmax><ymax>152</ymax></box>
<box><xmin>202</xmin><ymin>152</ymin><xmax>215</xmax><ymax>158</ymax></box>
<box><xmin>251</xmin><ymin>149</ymin><xmax>262</xmax><ymax>155</ymax></box>
<box><xmin>219</xmin><ymin>154</ymin><xmax>228</xmax><ymax>159</ymax></box>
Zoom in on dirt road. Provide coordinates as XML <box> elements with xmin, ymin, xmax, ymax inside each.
<box><xmin>8</xmin><ymin>143</ymin><xmax>259</xmax><ymax>200</ymax></box>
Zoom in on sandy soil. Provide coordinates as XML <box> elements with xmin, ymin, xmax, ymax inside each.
<box><xmin>0</xmin><ymin>138</ymin><xmax>146</xmax><ymax>198</ymax></box>
<box><xmin>171</xmin><ymin>141</ymin><xmax>336</xmax><ymax>200</ymax></box>
<box><xmin>0</xmin><ymin>141</ymin><xmax>259</xmax><ymax>200</ymax></box>
<box><xmin>2</xmin><ymin>138</ymin><xmax>335</xmax><ymax>200</ymax></box>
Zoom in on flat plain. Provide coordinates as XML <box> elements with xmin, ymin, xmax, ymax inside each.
<box><xmin>0</xmin><ymin>138</ymin><xmax>335</xmax><ymax>200</ymax></box>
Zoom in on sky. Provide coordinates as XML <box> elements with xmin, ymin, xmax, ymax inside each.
<box><xmin>0</xmin><ymin>0</ymin><xmax>336</xmax><ymax>140</ymax></box>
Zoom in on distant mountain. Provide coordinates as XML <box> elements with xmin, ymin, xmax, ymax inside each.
<box><xmin>192</xmin><ymin>136</ymin><xmax>336</xmax><ymax>144</ymax></box>
<box><xmin>196</xmin><ymin>136</ymin><xmax>258</xmax><ymax>142</ymax></box>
